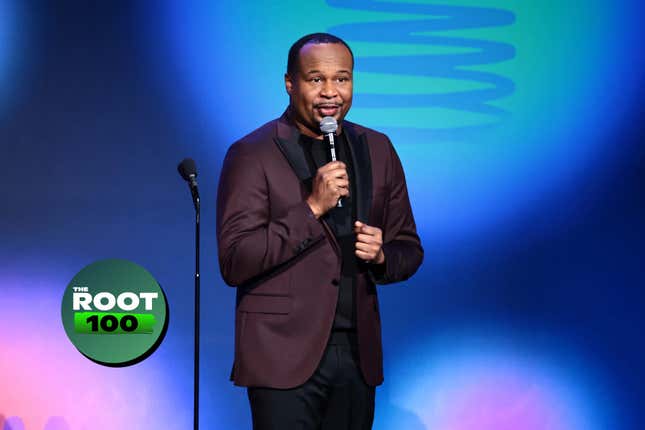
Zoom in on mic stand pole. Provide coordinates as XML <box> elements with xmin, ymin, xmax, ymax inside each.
<box><xmin>194</xmin><ymin>196</ymin><xmax>200</xmax><ymax>430</ymax></box>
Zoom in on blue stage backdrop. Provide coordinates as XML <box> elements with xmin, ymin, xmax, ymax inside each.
<box><xmin>1</xmin><ymin>1</ymin><xmax>644</xmax><ymax>429</ymax></box>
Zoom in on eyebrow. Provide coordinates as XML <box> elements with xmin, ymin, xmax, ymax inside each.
<box><xmin>305</xmin><ymin>69</ymin><xmax>352</xmax><ymax>75</ymax></box>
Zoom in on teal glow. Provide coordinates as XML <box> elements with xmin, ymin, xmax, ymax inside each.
<box><xmin>154</xmin><ymin>0</ymin><xmax>643</xmax><ymax>240</ymax></box>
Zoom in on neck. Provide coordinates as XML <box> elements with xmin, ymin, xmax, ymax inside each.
<box><xmin>286</xmin><ymin>106</ymin><xmax>342</xmax><ymax>140</ymax></box>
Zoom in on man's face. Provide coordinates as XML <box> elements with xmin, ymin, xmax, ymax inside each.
<box><xmin>285</xmin><ymin>42</ymin><xmax>353</xmax><ymax>138</ymax></box>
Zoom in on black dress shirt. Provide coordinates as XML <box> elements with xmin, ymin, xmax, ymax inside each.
<box><xmin>299</xmin><ymin>132</ymin><xmax>357</xmax><ymax>330</ymax></box>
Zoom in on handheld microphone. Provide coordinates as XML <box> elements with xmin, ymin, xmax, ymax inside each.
<box><xmin>178</xmin><ymin>158</ymin><xmax>200</xmax><ymax>211</ymax></box>
<box><xmin>320</xmin><ymin>116</ymin><xmax>342</xmax><ymax>208</ymax></box>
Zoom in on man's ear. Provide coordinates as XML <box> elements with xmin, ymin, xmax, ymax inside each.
<box><xmin>285</xmin><ymin>73</ymin><xmax>293</xmax><ymax>96</ymax></box>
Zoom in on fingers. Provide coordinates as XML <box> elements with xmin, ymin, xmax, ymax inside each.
<box><xmin>355</xmin><ymin>241</ymin><xmax>377</xmax><ymax>252</ymax></box>
<box><xmin>321</xmin><ymin>161</ymin><xmax>346</xmax><ymax>171</ymax></box>
<box><xmin>317</xmin><ymin>160</ymin><xmax>346</xmax><ymax>173</ymax></box>
<box><xmin>323</xmin><ymin>179</ymin><xmax>349</xmax><ymax>200</ymax></box>
<box><xmin>322</xmin><ymin>168</ymin><xmax>348</xmax><ymax>182</ymax></box>
<box><xmin>354</xmin><ymin>221</ymin><xmax>381</xmax><ymax>237</ymax></box>
<box><xmin>354</xmin><ymin>221</ymin><xmax>385</xmax><ymax>263</ymax></box>
<box><xmin>309</xmin><ymin>161</ymin><xmax>349</xmax><ymax>214</ymax></box>
<box><xmin>354</xmin><ymin>243</ymin><xmax>380</xmax><ymax>261</ymax></box>
<box><xmin>355</xmin><ymin>233</ymin><xmax>379</xmax><ymax>244</ymax></box>
<box><xmin>325</xmin><ymin>178</ymin><xmax>349</xmax><ymax>188</ymax></box>
<box><xmin>355</xmin><ymin>249</ymin><xmax>374</xmax><ymax>260</ymax></box>
<box><xmin>320</xmin><ymin>162</ymin><xmax>348</xmax><ymax>188</ymax></box>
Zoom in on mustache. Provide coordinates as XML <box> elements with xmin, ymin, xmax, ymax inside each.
<box><xmin>314</xmin><ymin>103</ymin><xmax>342</xmax><ymax>108</ymax></box>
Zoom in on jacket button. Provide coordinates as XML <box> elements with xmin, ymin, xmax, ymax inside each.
<box><xmin>331</xmin><ymin>278</ymin><xmax>340</xmax><ymax>286</ymax></box>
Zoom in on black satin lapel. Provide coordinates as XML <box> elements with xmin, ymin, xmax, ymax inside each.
<box><xmin>344</xmin><ymin>123</ymin><xmax>372</xmax><ymax>225</ymax></box>
<box><xmin>274</xmin><ymin>130</ymin><xmax>312</xmax><ymax>186</ymax></box>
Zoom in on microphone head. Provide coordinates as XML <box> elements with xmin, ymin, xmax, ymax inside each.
<box><xmin>177</xmin><ymin>158</ymin><xmax>197</xmax><ymax>181</ymax></box>
<box><xmin>319</xmin><ymin>116</ymin><xmax>338</xmax><ymax>134</ymax></box>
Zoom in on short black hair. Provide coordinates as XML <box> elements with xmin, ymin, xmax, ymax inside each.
<box><xmin>287</xmin><ymin>33</ymin><xmax>354</xmax><ymax>77</ymax></box>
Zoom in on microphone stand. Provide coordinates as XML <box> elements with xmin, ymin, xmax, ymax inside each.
<box><xmin>177</xmin><ymin>158</ymin><xmax>201</xmax><ymax>430</ymax></box>
<box><xmin>194</xmin><ymin>195</ymin><xmax>200</xmax><ymax>430</ymax></box>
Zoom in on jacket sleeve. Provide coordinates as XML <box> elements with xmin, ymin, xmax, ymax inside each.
<box><xmin>368</xmin><ymin>137</ymin><xmax>424</xmax><ymax>285</ymax></box>
<box><xmin>216</xmin><ymin>140</ymin><xmax>326</xmax><ymax>287</ymax></box>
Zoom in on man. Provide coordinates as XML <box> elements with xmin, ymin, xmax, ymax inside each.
<box><xmin>216</xmin><ymin>33</ymin><xmax>423</xmax><ymax>429</ymax></box>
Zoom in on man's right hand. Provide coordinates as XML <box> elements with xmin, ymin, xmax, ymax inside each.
<box><xmin>306</xmin><ymin>161</ymin><xmax>349</xmax><ymax>219</ymax></box>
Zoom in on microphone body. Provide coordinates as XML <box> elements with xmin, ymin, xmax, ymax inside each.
<box><xmin>187</xmin><ymin>174</ymin><xmax>200</xmax><ymax>211</ymax></box>
<box><xmin>327</xmin><ymin>132</ymin><xmax>337</xmax><ymax>162</ymax></box>
<box><xmin>320</xmin><ymin>117</ymin><xmax>342</xmax><ymax>208</ymax></box>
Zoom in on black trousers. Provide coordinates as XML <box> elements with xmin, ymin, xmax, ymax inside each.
<box><xmin>247</xmin><ymin>332</ymin><xmax>376</xmax><ymax>430</ymax></box>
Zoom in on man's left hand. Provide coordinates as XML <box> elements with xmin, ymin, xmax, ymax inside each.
<box><xmin>354</xmin><ymin>221</ymin><xmax>385</xmax><ymax>264</ymax></box>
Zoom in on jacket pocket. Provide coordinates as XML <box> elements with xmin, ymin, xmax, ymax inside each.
<box><xmin>238</xmin><ymin>294</ymin><xmax>291</xmax><ymax>314</ymax></box>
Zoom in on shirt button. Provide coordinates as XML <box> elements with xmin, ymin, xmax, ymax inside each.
<box><xmin>331</xmin><ymin>278</ymin><xmax>340</xmax><ymax>286</ymax></box>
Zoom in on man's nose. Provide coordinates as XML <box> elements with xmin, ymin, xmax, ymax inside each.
<box><xmin>320</xmin><ymin>80</ymin><xmax>338</xmax><ymax>98</ymax></box>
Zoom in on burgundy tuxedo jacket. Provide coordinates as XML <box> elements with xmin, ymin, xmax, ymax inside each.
<box><xmin>216</xmin><ymin>111</ymin><xmax>423</xmax><ymax>388</ymax></box>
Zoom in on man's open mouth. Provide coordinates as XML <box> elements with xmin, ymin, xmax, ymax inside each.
<box><xmin>317</xmin><ymin>104</ymin><xmax>340</xmax><ymax>116</ymax></box>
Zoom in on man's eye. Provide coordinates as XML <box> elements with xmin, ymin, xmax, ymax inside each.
<box><xmin>311</xmin><ymin>77</ymin><xmax>322</xmax><ymax>83</ymax></box>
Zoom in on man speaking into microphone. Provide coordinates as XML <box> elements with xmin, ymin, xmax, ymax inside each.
<box><xmin>216</xmin><ymin>33</ymin><xmax>423</xmax><ymax>429</ymax></box>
